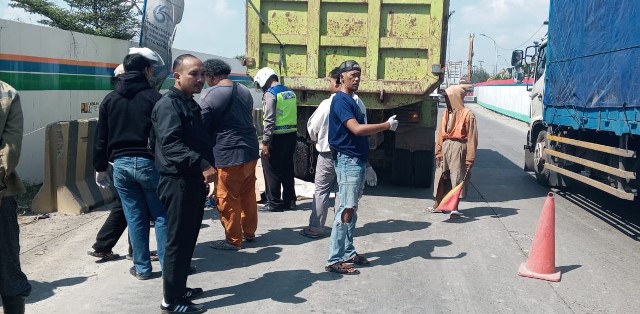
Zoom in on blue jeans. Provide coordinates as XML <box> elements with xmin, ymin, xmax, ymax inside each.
<box><xmin>113</xmin><ymin>156</ymin><xmax>167</xmax><ymax>276</ymax></box>
<box><xmin>327</xmin><ymin>152</ymin><xmax>365</xmax><ymax>266</ymax></box>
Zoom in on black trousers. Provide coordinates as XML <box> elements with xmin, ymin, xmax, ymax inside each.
<box><xmin>91</xmin><ymin>198</ymin><xmax>132</xmax><ymax>255</ymax></box>
<box><xmin>0</xmin><ymin>197</ymin><xmax>31</xmax><ymax>298</ymax></box>
<box><xmin>158</xmin><ymin>176</ymin><xmax>206</xmax><ymax>302</ymax></box>
<box><xmin>261</xmin><ymin>132</ymin><xmax>297</xmax><ymax>208</ymax></box>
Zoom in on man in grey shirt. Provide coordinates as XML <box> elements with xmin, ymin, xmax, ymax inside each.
<box><xmin>200</xmin><ymin>59</ymin><xmax>260</xmax><ymax>250</ymax></box>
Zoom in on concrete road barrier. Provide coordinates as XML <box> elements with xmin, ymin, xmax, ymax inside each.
<box><xmin>31</xmin><ymin>120</ymin><xmax>115</xmax><ymax>214</ymax></box>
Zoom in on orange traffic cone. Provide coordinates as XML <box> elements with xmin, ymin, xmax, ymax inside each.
<box><xmin>518</xmin><ymin>192</ymin><xmax>561</xmax><ymax>282</ymax></box>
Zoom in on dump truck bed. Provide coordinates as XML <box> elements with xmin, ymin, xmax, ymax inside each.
<box><xmin>246</xmin><ymin>0</ymin><xmax>449</xmax><ymax>107</ymax></box>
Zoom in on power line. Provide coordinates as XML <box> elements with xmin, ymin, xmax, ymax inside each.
<box><xmin>510</xmin><ymin>24</ymin><xmax>546</xmax><ymax>50</ymax></box>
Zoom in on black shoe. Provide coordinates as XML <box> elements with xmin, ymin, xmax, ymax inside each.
<box><xmin>284</xmin><ymin>200</ymin><xmax>296</xmax><ymax>210</ymax></box>
<box><xmin>129</xmin><ymin>266</ymin><xmax>151</xmax><ymax>280</ymax></box>
<box><xmin>161</xmin><ymin>297</ymin><xmax>204</xmax><ymax>314</ymax></box>
<box><xmin>183</xmin><ymin>287</ymin><xmax>203</xmax><ymax>299</ymax></box>
<box><xmin>259</xmin><ymin>204</ymin><xmax>283</xmax><ymax>212</ymax></box>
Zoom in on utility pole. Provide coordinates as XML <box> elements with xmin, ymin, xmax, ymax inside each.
<box><xmin>467</xmin><ymin>33</ymin><xmax>474</xmax><ymax>82</ymax></box>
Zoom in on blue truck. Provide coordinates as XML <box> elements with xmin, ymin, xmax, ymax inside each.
<box><xmin>517</xmin><ymin>0</ymin><xmax>639</xmax><ymax>200</ymax></box>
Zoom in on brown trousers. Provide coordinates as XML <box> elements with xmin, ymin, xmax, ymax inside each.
<box><xmin>215</xmin><ymin>160</ymin><xmax>258</xmax><ymax>247</ymax></box>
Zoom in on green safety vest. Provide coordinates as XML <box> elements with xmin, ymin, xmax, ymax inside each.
<box><xmin>266</xmin><ymin>85</ymin><xmax>297</xmax><ymax>134</ymax></box>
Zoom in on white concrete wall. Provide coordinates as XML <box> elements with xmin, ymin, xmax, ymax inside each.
<box><xmin>0</xmin><ymin>19</ymin><xmax>258</xmax><ymax>184</ymax></box>
<box><xmin>473</xmin><ymin>83</ymin><xmax>532</xmax><ymax>123</ymax></box>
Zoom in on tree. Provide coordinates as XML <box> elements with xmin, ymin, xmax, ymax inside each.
<box><xmin>471</xmin><ymin>67</ymin><xmax>490</xmax><ymax>83</ymax></box>
<box><xmin>10</xmin><ymin>0</ymin><xmax>140</xmax><ymax>40</ymax></box>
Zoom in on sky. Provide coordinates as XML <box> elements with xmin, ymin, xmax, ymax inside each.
<box><xmin>0</xmin><ymin>0</ymin><xmax>549</xmax><ymax>75</ymax></box>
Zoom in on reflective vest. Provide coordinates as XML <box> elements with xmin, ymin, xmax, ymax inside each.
<box><xmin>266</xmin><ymin>85</ymin><xmax>297</xmax><ymax>134</ymax></box>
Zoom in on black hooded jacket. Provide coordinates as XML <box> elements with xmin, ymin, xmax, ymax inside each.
<box><xmin>93</xmin><ymin>71</ymin><xmax>161</xmax><ymax>172</ymax></box>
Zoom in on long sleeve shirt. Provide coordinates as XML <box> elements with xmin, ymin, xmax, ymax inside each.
<box><xmin>0</xmin><ymin>81</ymin><xmax>26</xmax><ymax>196</ymax></box>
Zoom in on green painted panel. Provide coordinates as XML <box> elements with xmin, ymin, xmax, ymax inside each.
<box><xmin>0</xmin><ymin>72</ymin><xmax>112</xmax><ymax>91</ymax></box>
<box><xmin>261</xmin><ymin>44</ymin><xmax>308</xmax><ymax>77</ymax></box>
<box><xmin>262</xmin><ymin>1</ymin><xmax>308</xmax><ymax>35</ymax></box>
<box><xmin>477</xmin><ymin>100</ymin><xmax>530</xmax><ymax>123</ymax></box>
<box><xmin>320</xmin><ymin>3</ymin><xmax>368</xmax><ymax>37</ymax></box>
<box><xmin>378</xmin><ymin>48</ymin><xmax>429</xmax><ymax>80</ymax></box>
<box><xmin>380</xmin><ymin>3</ymin><xmax>430</xmax><ymax>38</ymax></box>
<box><xmin>319</xmin><ymin>47</ymin><xmax>366</xmax><ymax>79</ymax></box>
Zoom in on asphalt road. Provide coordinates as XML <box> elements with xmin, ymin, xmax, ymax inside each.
<box><xmin>10</xmin><ymin>103</ymin><xmax>640</xmax><ymax>314</ymax></box>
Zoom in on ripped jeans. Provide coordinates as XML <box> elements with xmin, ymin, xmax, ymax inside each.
<box><xmin>326</xmin><ymin>152</ymin><xmax>365</xmax><ymax>266</ymax></box>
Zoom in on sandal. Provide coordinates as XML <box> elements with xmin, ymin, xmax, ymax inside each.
<box><xmin>449</xmin><ymin>211</ymin><xmax>462</xmax><ymax>219</ymax></box>
<box><xmin>427</xmin><ymin>206</ymin><xmax>444</xmax><ymax>213</ymax></box>
<box><xmin>299</xmin><ymin>228</ymin><xmax>320</xmax><ymax>239</ymax></box>
<box><xmin>210</xmin><ymin>240</ymin><xmax>241</xmax><ymax>250</ymax></box>
<box><xmin>346</xmin><ymin>253</ymin><xmax>371</xmax><ymax>266</ymax></box>
<box><xmin>325</xmin><ymin>262</ymin><xmax>360</xmax><ymax>275</ymax></box>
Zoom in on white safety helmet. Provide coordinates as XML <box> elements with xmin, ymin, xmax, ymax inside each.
<box><xmin>113</xmin><ymin>64</ymin><xmax>125</xmax><ymax>77</ymax></box>
<box><xmin>254</xmin><ymin>67</ymin><xmax>277</xmax><ymax>88</ymax></box>
<box><xmin>128</xmin><ymin>47</ymin><xmax>161</xmax><ymax>63</ymax></box>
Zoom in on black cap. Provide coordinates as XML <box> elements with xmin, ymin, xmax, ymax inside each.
<box><xmin>337</xmin><ymin>60</ymin><xmax>361</xmax><ymax>74</ymax></box>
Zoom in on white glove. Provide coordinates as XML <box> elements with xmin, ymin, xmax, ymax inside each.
<box><xmin>95</xmin><ymin>171</ymin><xmax>111</xmax><ymax>189</ymax></box>
<box><xmin>365</xmin><ymin>166</ymin><xmax>377</xmax><ymax>186</ymax></box>
<box><xmin>387</xmin><ymin>115</ymin><xmax>398</xmax><ymax>131</ymax></box>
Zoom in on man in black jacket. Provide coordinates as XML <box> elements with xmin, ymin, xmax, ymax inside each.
<box><xmin>93</xmin><ymin>51</ymin><xmax>167</xmax><ymax>280</ymax></box>
<box><xmin>152</xmin><ymin>54</ymin><xmax>215</xmax><ymax>314</ymax></box>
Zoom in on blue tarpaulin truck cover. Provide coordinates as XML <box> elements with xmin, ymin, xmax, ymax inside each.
<box><xmin>544</xmin><ymin>0</ymin><xmax>640</xmax><ymax>135</ymax></box>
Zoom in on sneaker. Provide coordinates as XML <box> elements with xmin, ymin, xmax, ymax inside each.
<box><xmin>129</xmin><ymin>266</ymin><xmax>151</xmax><ymax>280</ymax></box>
<box><xmin>449</xmin><ymin>210</ymin><xmax>462</xmax><ymax>219</ymax></box>
<box><xmin>259</xmin><ymin>204</ymin><xmax>283</xmax><ymax>212</ymax></box>
<box><xmin>183</xmin><ymin>287</ymin><xmax>203</xmax><ymax>299</ymax></box>
<box><xmin>161</xmin><ymin>297</ymin><xmax>204</xmax><ymax>314</ymax></box>
<box><xmin>209</xmin><ymin>240</ymin><xmax>241</xmax><ymax>250</ymax></box>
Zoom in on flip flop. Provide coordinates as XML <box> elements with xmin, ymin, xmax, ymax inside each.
<box><xmin>299</xmin><ymin>228</ymin><xmax>320</xmax><ymax>239</ymax></box>
<box><xmin>449</xmin><ymin>211</ymin><xmax>462</xmax><ymax>219</ymax></box>
<box><xmin>427</xmin><ymin>206</ymin><xmax>444</xmax><ymax>213</ymax></box>
<box><xmin>346</xmin><ymin>253</ymin><xmax>371</xmax><ymax>266</ymax></box>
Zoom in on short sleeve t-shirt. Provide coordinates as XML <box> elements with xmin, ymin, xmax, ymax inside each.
<box><xmin>328</xmin><ymin>91</ymin><xmax>369</xmax><ymax>160</ymax></box>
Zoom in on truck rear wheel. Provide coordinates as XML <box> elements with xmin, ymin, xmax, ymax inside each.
<box><xmin>391</xmin><ymin>149</ymin><xmax>433</xmax><ymax>188</ymax></box>
<box><xmin>294</xmin><ymin>137</ymin><xmax>316</xmax><ymax>182</ymax></box>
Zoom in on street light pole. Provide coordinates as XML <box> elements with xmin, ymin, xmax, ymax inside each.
<box><xmin>479</xmin><ymin>33</ymin><xmax>498</xmax><ymax>75</ymax></box>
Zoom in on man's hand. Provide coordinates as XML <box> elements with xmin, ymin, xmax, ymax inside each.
<box><xmin>202</xmin><ymin>165</ymin><xmax>216</xmax><ymax>184</ymax></box>
<box><xmin>365</xmin><ymin>165</ymin><xmax>377</xmax><ymax>186</ymax></box>
<box><xmin>95</xmin><ymin>171</ymin><xmax>111</xmax><ymax>189</ymax></box>
<box><xmin>387</xmin><ymin>115</ymin><xmax>398</xmax><ymax>131</ymax></box>
<box><xmin>261</xmin><ymin>144</ymin><xmax>270</xmax><ymax>158</ymax></box>
<box><xmin>465</xmin><ymin>161</ymin><xmax>473</xmax><ymax>169</ymax></box>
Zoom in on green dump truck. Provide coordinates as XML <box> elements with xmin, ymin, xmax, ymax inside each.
<box><xmin>245</xmin><ymin>0</ymin><xmax>450</xmax><ymax>187</ymax></box>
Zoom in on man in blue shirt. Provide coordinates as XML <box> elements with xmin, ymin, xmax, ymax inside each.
<box><xmin>326</xmin><ymin>60</ymin><xmax>398</xmax><ymax>275</ymax></box>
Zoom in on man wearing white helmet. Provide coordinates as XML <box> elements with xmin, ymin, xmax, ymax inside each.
<box><xmin>93</xmin><ymin>48</ymin><xmax>168</xmax><ymax>281</ymax></box>
<box><xmin>254</xmin><ymin>67</ymin><xmax>297</xmax><ymax>212</ymax></box>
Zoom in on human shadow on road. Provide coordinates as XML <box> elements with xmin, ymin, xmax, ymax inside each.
<box><xmin>365</xmin><ymin>239</ymin><xmax>466</xmax><ymax>266</ymax></box>
<box><xmin>434</xmin><ymin>206</ymin><xmax>520</xmax><ymax>223</ymax></box>
<box><xmin>241</xmin><ymin>227</ymin><xmax>329</xmax><ymax>248</ymax></box>
<box><xmin>193</xmin><ymin>246</ymin><xmax>283</xmax><ymax>273</ymax></box>
<box><xmin>199</xmin><ymin>270</ymin><xmax>340</xmax><ymax>308</ymax></box>
<box><xmin>356</xmin><ymin>219</ymin><xmax>430</xmax><ymax>236</ymax></box>
<box><xmin>27</xmin><ymin>276</ymin><xmax>87</xmax><ymax>304</ymax></box>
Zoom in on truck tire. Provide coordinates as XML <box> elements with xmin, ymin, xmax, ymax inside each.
<box><xmin>392</xmin><ymin>149</ymin><xmax>413</xmax><ymax>186</ymax></box>
<box><xmin>534</xmin><ymin>130</ymin><xmax>552</xmax><ymax>186</ymax></box>
<box><xmin>294</xmin><ymin>137</ymin><xmax>316</xmax><ymax>182</ymax></box>
<box><xmin>412</xmin><ymin>150</ymin><xmax>433</xmax><ymax>188</ymax></box>
<box><xmin>391</xmin><ymin>149</ymin><xmax>433</xmax><ymax>187</ymax></box>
